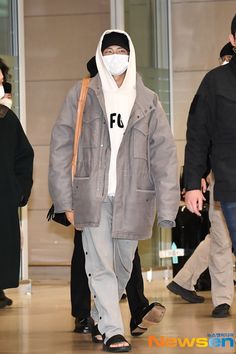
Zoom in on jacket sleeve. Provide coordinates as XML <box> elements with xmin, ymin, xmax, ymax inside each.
<box><xmin>48</xmin><ymin>83</ymin><xmax>80</xmax><ymax>213</ymax></box>
<box><xmin>184</xmin><ymin>75</ymin><xmax>212</xmax><ymax>191</ymax></box>
<box><xmin>150</xmin><ymin>96</ymin><xmax>180</xmax><ymax>227</ymax></box>
<box><xmin>15</xmin><ymin>118</ymin><xmax>34</xmax><ymax>206</ymax></box>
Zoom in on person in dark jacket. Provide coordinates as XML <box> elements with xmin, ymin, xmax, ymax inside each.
<box><xmin>184</xmin><ymin>15</ymin><xmax>236</xmax><ymax>318</ymax></box>
<box><xmin>0</xmin><ymin>59</ymin><xmax>34</xmax><ymax>308</ymax></box>
<box><xmin>167</xmin><ymin>43</ymin><xmax>235</xmax><ymax>317</ymax></box>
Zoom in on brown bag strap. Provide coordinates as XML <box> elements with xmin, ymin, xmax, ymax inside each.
<box><xmin>71</xmin><ymin>77</ymin><xmax>90</xmax><ymax>178</ymax></box>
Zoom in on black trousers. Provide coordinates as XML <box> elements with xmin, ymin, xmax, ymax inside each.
<box><xmin>70</xmin><ymin>230</ymin><xmax>149</xmax><ymax>321</ymax></box>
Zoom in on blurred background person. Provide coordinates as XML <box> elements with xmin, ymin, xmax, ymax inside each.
<box><xmin>0</xmin><ymin>58</ymin><xmax>34</xmax><ymax>309</ymax></box>
<box><xmin>167</xmin><ymin>43</ymin><xmax>235</xmax><ymax>316</ymax></box>
<box><xmin>184</xmin><ymin>15</ymin><xmax>236</xmax><ymax>318</ymax></box>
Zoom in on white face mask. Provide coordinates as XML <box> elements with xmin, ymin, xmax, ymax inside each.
<box><xmin>0</xmin><ymin>85</ymin><xmax>5</xmax><ymax>99</ymax></box>
<box><xmin>103</xmin><ymin>54</ymin><xmax>129</xmax><ymax>76</ymax></box>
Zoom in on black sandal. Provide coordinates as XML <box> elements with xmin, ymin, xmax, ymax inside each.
<box><xmin>130</xmin><ymin>302</ymin><xmax>165</xmax><ymax>336</ymax></box>
<box><xmin>91</xmin><ymin>324</ymin><xmax>103</xmax><ymax>343</ymax></box>
<box><xmin>141</xmin><ymin>302</ymin><xmax>166</xmax><ymax>327</ymax></box>
<box><xmin>103</xmin><ymin>334</ymin><xmax>131</xmax><ymax>352</ymax></box>
<box><xmin>130</xmin><ymin>323</ymin><xmax>147</xmax><ymax>337</ymax></box>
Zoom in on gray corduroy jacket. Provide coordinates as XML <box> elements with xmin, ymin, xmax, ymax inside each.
<box><xmin>49</xmin><ymin>74</ymin><xmax>180</xmax><ymax>240</ymax></box>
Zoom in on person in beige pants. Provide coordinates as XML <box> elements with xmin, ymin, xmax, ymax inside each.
<box><xmin>167</xmin><ymin>174</ymin><xmax>234</xmax><ymax>317</ymax></box>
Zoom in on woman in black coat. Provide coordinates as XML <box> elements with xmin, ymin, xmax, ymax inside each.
<box><xmin>0</xmin><ymin>63</ymin><xmax>34</xmax><ymax>308</ymax></box>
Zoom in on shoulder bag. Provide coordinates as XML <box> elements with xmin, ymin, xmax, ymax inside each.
<box><xmin>47</xmin><ymin>77</ymin><xmax>90</xmax><ymax>226</ymax></box>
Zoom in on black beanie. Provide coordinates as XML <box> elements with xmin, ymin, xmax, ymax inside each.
<box><xmin>101</xmin><ymin>32</ymin><xmax>129</xmax><ymax>52</ymax></box>
<box><xmin>220</xmin><ymin>42</ymin><xmax>235</xmax><ymax>58</ymax></box>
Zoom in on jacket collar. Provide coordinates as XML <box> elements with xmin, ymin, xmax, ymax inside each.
<box><xmin>132</xmin><ymin>74</ymin><xmax>155</xmax><ymax>119</ymax></box>
<box><xmin>89</xmin><ymin>74</ymin><xmax>106</xmax><ymax>117</ymax></box>
<box><xmin>89</xmin><ymin>73</ymin><xmax>155</xmax><ymax>123</ymax></box>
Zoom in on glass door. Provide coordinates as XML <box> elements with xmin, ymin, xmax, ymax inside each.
<box><xmin>124</xmin><ymin>0</ymin><xmax>172</xmax><ymax>271</ymax></box>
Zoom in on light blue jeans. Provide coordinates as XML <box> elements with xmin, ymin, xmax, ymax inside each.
<box><xmin>82</xmin><ymin>196</ymin><xmax>138</xmax><ymax>342</ymax></box>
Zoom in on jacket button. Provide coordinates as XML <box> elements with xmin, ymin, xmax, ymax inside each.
<box><xmin>88</xmin><ymin>273</ymin><xmax>91</xmax><ymax>277</ymax></box>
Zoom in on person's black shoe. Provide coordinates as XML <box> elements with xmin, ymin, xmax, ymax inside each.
<box><xmin>167</xmin><ymin>281</ymin><xmax>205</xmax><ymax>303</ymax></box>
<box><xmin>91</xmin><ymin>324</ymin><xmax>103</xmax><ymax>343</ymax></box>
<box><xmin>0</xmin><ymin>291</ymin><xmax>13</xmax><ymax>309</ymax></box>
<box><xmin>130</xmin><ymin>302</ymin><xmax>165</xmax><ymax>336</ymax></box>
<box><xmin>212</xmin><ymin>304</ymin><xmax>230</xmax><ymax>318</ymax></box>
<box><xmin>130</xmin><ymin>317</ymin><xmax>147</xmax><ymax>337</ymax></box>
<box><xmin>74</xmin><ymin>317</ymin><xmax>93</xmax><ymax>333</ymax></box>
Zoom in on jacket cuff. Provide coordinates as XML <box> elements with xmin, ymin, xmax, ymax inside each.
<box><xmin>159</xmin><ymin>220</ymin><xmax>176</xmax><ymax>228</ymax></box>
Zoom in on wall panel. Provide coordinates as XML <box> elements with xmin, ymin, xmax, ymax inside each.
<box><xmin>171</xmin><ymin>0</ymin><xmax>236</xmax><ymax>164</ymax></box>
<box><xmin>25</xmin><ymin>0</ymin><xmax>110</xmax><ymax>268</ymax></box>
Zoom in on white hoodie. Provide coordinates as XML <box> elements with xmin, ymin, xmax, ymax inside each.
<box><xmin>95</xmin><ymin>29</ymin><xmax>136</xmax><ymax>195</ymax></box>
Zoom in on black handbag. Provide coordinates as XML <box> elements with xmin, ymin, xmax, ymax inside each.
<box><xmin>47</xmin><ymin>77</ymin><xmax>90</xmax><ymax>226</ymax></box>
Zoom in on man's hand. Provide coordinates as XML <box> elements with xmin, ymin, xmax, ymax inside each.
<box><xmin>185</xmin><ymin>189</ymin><xmax>206</xmax><ymax>216</ymax></box>
<box><xmin>65</xmin><ymin>210</ymin><xmax>74</xmax><ymax>225</ymax></box>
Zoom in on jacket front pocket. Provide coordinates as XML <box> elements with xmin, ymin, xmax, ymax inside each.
<box><xmin>72</xmin><ymin>176</ymin><xmax>90</xmax><ymax>210</ymax></box>
<box><xmin>133</xmin><ymin>124</ymin><xmax>148</xmax><ymax>160</ymax></box>
<box><xmin>81</xmin><ymin>114</ymin><xmax>101</xmax><ymax>148</ymax></box>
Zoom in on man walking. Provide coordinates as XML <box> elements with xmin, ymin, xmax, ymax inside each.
<box><xmin>49</xmin><ymin>30</ymin><xmax>179</xmax><ymax>352</ymax></box>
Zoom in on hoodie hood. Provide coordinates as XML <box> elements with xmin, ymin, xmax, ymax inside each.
<box><xmin>95</xmin><ymin>29</ymin><xmax>136</xmax><ymax>92</ymax></box>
